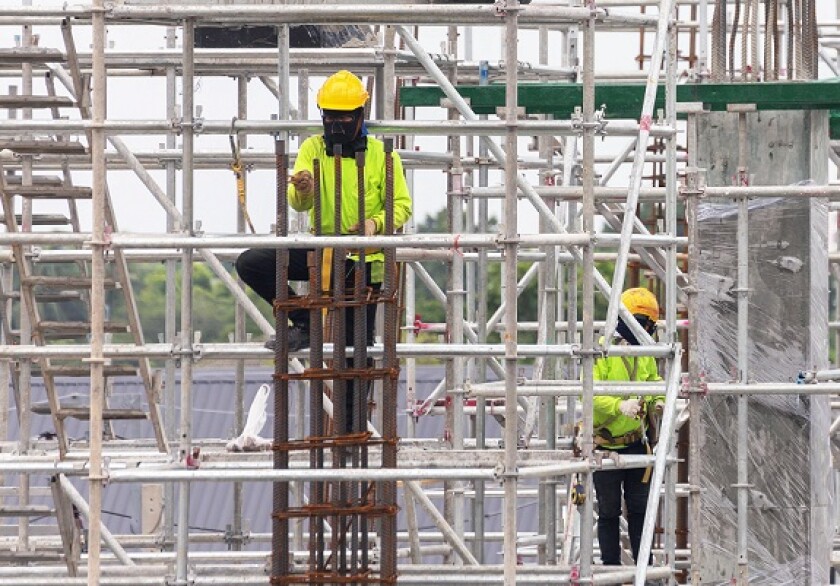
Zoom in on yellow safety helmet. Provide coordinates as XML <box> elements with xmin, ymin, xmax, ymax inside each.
<box><xmin>317</xmin><ymin>70</ymin><xmax>369</xmax><ymax>111</ymax></box>
<box><xmin>621</xmin><ymin>287</ymin><xmax>659</xmax><ymax>322</ymax></box>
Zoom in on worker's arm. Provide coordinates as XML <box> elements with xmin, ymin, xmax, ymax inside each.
<box><xmin>288</xmin><ymin>138</ymin><xmax>316</xmax><ymax>212</ymax></box>
<box><xmin>367</xmin><ymin>150</ymin><xmax>413</xmax><ymax>234</ymax></box>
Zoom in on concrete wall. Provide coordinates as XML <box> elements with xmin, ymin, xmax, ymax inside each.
<box><xmin>694</xmin><ymin>110</ymin><xmax>832</xmax><ymax>584</ymax></box>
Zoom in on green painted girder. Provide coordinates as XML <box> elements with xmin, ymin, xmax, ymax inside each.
<box><xmin>399</xmin><ymin>79</ymin><xmax>840</xmax><ymax>121</ymax></box>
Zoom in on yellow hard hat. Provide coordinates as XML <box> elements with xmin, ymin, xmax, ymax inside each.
<box><xmin>317</xmin><ymin>70</ymin><xmax>369</xmax><ymax>111</ymax></box>
<box><xmin>621</xmin><ymin>287</ymin><xmax>659</xmax><ymax>322</ymax></box>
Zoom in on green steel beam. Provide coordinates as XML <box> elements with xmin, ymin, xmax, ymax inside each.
<box><xmin>400</xmin><ymin>80</ymin><xmax>840</xmax><ymax>122</ymax></box>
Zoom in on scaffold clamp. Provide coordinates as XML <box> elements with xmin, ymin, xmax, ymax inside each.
<box><xmin>680</xmin><ymin>372</ymin><xmax>708</xmax><ymax>398</ymax></box>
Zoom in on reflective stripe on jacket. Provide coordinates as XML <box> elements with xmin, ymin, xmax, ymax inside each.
<box><xmin>288</xmin><ymin>135</ymin><xmax>413</xmax><ymax>282</ymax></box>
<box><xmin>592</xmin><ymin>345</ymin><xmax>663</xmax><ymax>447</ymax></box>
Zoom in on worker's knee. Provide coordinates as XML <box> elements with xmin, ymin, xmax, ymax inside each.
<box><xmin>624</xmin><ymin>485</ymin><xmax>650</xmax><ymax>515</ymax></box>
<box><xmin>594</xmin><ymin>482</ymin><xmax>622</xmax><ymax>519</ymax></box>
<box><xmin>235</xmin><ymin>249</ymin><xmax>260</xmax><ymax>280</ymax></box>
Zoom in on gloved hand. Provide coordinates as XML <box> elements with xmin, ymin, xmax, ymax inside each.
<box><xmin>288</xmin><ymin>170</ymin><xmax>314</xmax><ymax>196</ymax></box>
<box><xmin>350</xmin><ymin>218</ymin><xmax>378</xmax><ymax>236</ymax></box>
<box><xmin>619</xmin><ymin>398</ymin><xmax>642</xmax><ymax>418</ymax></box>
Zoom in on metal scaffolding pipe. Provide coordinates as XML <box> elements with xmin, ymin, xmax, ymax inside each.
<box><xmin>602</xmin><ymin>0</ymin><xmax>676</xmax><ymax>344</ymax></box>
<box><xmin>469</xmin><ymin>183</ymin><xmax>840</xmax><ymax>200</ymax></box>
<box><xmin>0</xmin><ymin>4</ymin><xmax>658</xmax><ymax>26</ymax></box>
<box><xmin>0</xmin><ymin>118</ymin><xmax>676</xmax><ymax>137</ymax></box>
<box><xmin>103</xmin><ymin>233</ymin><xmax>591</xmax><ymax>250</ymax></box>
<box><xmin>57</xmin><ymin>475</ymin><xmax>135</xmax><ymax>567</ymax></box>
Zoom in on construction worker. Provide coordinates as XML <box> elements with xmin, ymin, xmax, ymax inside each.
<box><xmin>236</xmin><ymin>69</ymin><xmax>412</xmax><ymax>352</ymax></box>
<box><xmin>592</xmin><ymin>287</ymin><xmax>664</xmax><ymax>568</ymax></box>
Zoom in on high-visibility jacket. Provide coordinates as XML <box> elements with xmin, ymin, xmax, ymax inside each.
<box><xmin>289</xmin><ymin>135</ymin><xmax>412</xmax><ymax>283</ymax></box>
<box><xmin>592</xmin><ymin>342</ymin><xmax>663</xmax><ymax>449</ymax></box>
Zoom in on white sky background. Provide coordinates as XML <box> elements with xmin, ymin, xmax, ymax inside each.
<box><xmin>3</xmin><ymin>1</ymin><xmax>840</xmax><ymax>236</ymax></box>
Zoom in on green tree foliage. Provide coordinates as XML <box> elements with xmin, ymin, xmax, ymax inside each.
<box><xmin>413</xmin><ymin>208</ymin><xmax>540</xmax><ymax>343</ymax></box>
<box><xmin>111</xmin><ymin>262</ymin><xmax>272</xmax><ymax>343</ymax></box>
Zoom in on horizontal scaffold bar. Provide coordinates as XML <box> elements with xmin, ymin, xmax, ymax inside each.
<box><xmin>400</xmin><ymin>80</ymin><xmax>840</xmax><ymax>119</ymax></box>
<box><xmin>0</xmin><ymin>4</ymin><xmax>659</xmax><ymax>27</ymax></box>
<box><xmin>0</xmin><ymin>118</ymin><xmax>675</xmax><ymax>137</ymax></box>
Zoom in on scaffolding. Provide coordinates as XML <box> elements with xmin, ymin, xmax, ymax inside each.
<box><xmin>0</xmin><ymin>1</ymin><xmax>838</xmax><ymax>585</ymax></box>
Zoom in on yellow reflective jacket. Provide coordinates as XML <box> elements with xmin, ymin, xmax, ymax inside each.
<box><xmin>592</xmin><ymin>342</ymin><xmax>663</xmax><ymax>448</ymax></box>
<box><xmin>288</xmin><ymin>135</ymin><xmax>413</xmax><ymax>282</ymax></box>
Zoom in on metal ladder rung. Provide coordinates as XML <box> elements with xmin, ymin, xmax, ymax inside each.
<box><xmin>0</xmin><ymin>505</ymin><xmax>55</xmax><ymax>518</ymax></box>
<box><xmin>35</xmin><ymin>320</ymin><xmax>130</xmax><ymax>335</ymax></box>
<box><xmin>22</xmin><ymin>275</ymin><xmax>117</xmax><ymax>289</ymax></box>
<box><xmin>0</xmin><ymin>213</ymin><xmax>71</xmax><ymax>226</ymax></box>
<box><xmin>35</xmin><ymin>364</ymin><xmax>139</xmax><ymax>378</ymax></box>
<box><xmin>57</xmin><ymin>407</ymin><xmax>149</xmax><ymax>421</ymax></box>
<box><xmin>0</xmin><ymin>95</ymin><xmax>74</xmax><ymax>109</ymax></box>
<box><xmin>0</xmin><ymin>139</ymin><xmax>86</xmax><ymax>154</ymax></box>
<box><xmin>3</xmin><ymin>174</ymin><xmax>64</xmax><ymax>186</ymax></box>
<box><xmin>2</xmin><ymin>185</ymin><xmax>92</xmax><ymax>199</ymax></box>
<box><xmin>0</xmin><ymin>551</ymin><xmax>64</xmax><ymax>562</ymax></box>
<box><xmin>0</xmin><ymin>48</ymin><xmax>66</xmax><ymax>64</ymax></box>
<box><xmin>32</xmin><ymin>291</ymin><xmax>84</xmax><ymax>302</ymax></box>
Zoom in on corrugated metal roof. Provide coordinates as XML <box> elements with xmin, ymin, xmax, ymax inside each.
<box><xmin>3</xmin><ymin>366</ymin><xmax>533</xmax><ymax>560</ymax></box>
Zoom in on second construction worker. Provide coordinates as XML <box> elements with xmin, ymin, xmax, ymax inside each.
<box><xmin>236</xmin><ymin>69</ymin><xmax>413</xmax><ymax>351</ymax></box>
<box><xmin>592</xmin><ymin>287</ymin><xmax>664</xmax><ymax>567</ymax></box>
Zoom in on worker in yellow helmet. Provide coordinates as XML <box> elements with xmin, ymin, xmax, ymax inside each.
<box><xmin>236</xmin><ymin>69</ymin><xmax>412</xmax><ymax>354</ymax></box>
<box><xmin>592</xmin><ymin>287</ymin><xmax>664</xmax><ymax>568</ymax></box>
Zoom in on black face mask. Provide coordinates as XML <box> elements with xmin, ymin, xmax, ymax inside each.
<box><xmin>322</xmin><ymin>108</ymin><xmax>366</xmax><ymax>156</ymax></box>
<box><xmin>616</xmin><ymin>314</ymin><xmax>656</xmax><ymax>346</ymax></box>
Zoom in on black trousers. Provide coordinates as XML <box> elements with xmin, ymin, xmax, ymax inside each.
<box><xmin>592</xmin><ymin>440</ymin><xmax>651</xmax><ymax>566</ymax></box>
<box><xmin>235</xmin><ymin>247</ymin><xmax>379</xmax><ymax>347</ymax></box>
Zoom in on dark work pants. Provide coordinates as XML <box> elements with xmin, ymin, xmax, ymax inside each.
<box><xmin>235</xmin><ymin>247</ymin><xmax>379</xmax><ymax>347</ymax></box>
<box><xmin>236</xmin><ymin>247</ymin><xmax>380</xmax><ymax>433</ymax></box>
<box><xmin>592</xmin><ymin>440</ymin><xmax>651</xmax><ymax>566</ymax></box>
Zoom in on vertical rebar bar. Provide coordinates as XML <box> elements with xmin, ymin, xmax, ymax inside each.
<box><xmin>312</xmin><ymin>158</ymin><xmax>326</xmax><ymax>572</ymax></box>
<box><xmin>272</xmin><ymin>138</ymin><xmax>290</xmax><ymax>583</ymax></box>
<box><xmin>331</xmin><ymin>142</ymin><xmax>348</xmax><ymax>577</ymax></box>
<box><xmin>381</xmin><ymin>138</ymin><xmax>398</xmax><ymax>584</ymax></box>
<box><xmin>354</xmin><ymin>150</ymin><xmax>368</xmax><ymax>575</ymax></box>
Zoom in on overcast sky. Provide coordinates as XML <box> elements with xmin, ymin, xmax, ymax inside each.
<box><xmin>4</xmin><ymin>1</ymin><xmax>839</xmax><ymax>236</ymax></box>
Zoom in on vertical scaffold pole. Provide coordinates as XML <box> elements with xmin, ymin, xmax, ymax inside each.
<box><xmin>502</xmin><ymin>2</ymin><xmax>520</xmax><ymax>585</ymax></box>
<box><xmin>87</xmin><ymin>0</ymin><xmax>106</xmax><ymax>583</ymax></box>
<box><xmin>175</xmin><ymin>17</ymin><xmax>195</xmax><ymax>586</ymax></box>
<box><xmin>579</xmin><ymin>3</ymin><xmax>597</xmax><ymax>582</ymax></box>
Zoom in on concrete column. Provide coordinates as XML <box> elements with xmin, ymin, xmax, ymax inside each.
<box><xmin>694</xmin><ymin>110</ymin><xmax>832</xmax><ymax>584</ymax></box>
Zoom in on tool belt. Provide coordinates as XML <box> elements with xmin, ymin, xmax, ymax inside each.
<box><xmin>593</xmin><ymin>427</ymin><xmax>643</xmax><ymax>448</ymax></box>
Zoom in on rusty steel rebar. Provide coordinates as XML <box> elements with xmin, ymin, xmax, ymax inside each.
<box><xmin>330</xmin><ymin>142</ymin><xmax>348</xmax><ymax>577</ymax></box>
<box><xmin>271</xmin><ymin>138</ymin><xmax>290</xmax><ymax>584</ymax></box>
<box><xmin>276</xmin><ymin>143</ymin><xmax>398</xmax><ymax>584</ymax></box>
<box><xmin>380</xmin><ymin>138</ymin><xmax>398</xmax><ymax>582</ymax></box>
<box><xmin>310</xmin><ymin>157</ymin><xmax>326</xmax><ymax>572</ymax></box>
<box><xmin>351</xmin><ymin>151</ymin><xmax>369</xmax><ymax>572</ymax></box>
